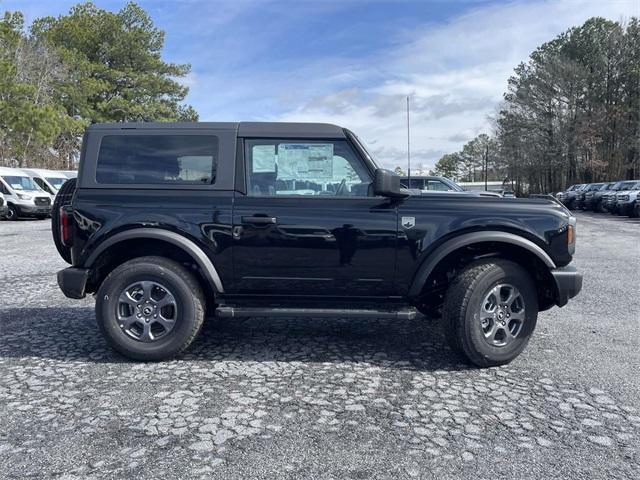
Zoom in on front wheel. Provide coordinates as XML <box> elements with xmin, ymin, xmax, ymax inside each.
<box><xmin>442</xmin><ymin>259</ymin><xmax>538</xmax><ymax>367</ymax></box>
<box><xmin>96</xmin><ymin>256</ymin><xmax>205</xmax><ymax>361</ymax></box>
<box><xmin>6</xmin><ymin>205</ymin><xmax>18</xmax><ymax>221</ymax></box>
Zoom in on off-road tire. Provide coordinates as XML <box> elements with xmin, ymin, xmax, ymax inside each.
<box><xmin>442</xmin><ymin>259</ymin><xmax>538</xmax><ymax>368</ymax></box>
<box><xmin>96</xmin><ymin>256</ymin><xmax>205</xmax><ymax>361</ymax></box>
<box><xmin>51</xmin><ymin>178</ymin><xmax>77</xmax><ymax>264</ymax></box>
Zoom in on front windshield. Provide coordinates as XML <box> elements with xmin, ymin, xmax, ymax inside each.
<box><xmin>46</xmin><ymin>177</ymin><xmax>67</xmax><ymax>191</ymax></box>
<box><xmin>347</xmin><ymin>130</ymin><xmax>380</xmax><ymax>169</ymax></box>
<box><xmin>619</xmin><ymin>182</ymin><xmax>637</xmax><ymax>190</ymax></box>
<box><xmin>2</xmin><ymin>175</ymin><xmax>40</xmax><ymax>191</ymax></box>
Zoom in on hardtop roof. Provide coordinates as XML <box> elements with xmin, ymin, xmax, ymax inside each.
<box><xmin>86</xmin><ymin>121</ymin><xmax>346</xmax><ymax>138</ymax></box>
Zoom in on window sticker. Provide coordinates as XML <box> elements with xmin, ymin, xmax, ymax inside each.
<box><xmin>252</xmin><ymin>145</ymin><xmax>277</xmax><ymax>173</ymax></box>
<box><xmin>278</xmin><ymin>143</ymin><xmax>333</xmax><ymax>180</ymax></box>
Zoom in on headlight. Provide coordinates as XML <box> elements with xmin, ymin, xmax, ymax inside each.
<box><xmin>16</xmin><ymin>193</ymin><xmax>32</xmax><ymax>201</ymax></box>
<box><xmin>619</xmin><ymin>195</ymin><xmax>629</xmax><ymax>201</ymax></box>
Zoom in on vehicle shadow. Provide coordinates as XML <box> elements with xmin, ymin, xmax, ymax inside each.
<box><xmin>0</xmin><ymin>307</ymin><xmax>470</xmax><ymax>372</ymax></box>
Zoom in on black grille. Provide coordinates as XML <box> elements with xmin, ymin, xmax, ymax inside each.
<box><xmin>35</xmin><ymin>197</ymin><xmax>51</xmax><ymax>206</ymax></box>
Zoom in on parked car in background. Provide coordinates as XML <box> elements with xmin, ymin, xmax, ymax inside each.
<box><xmin>635</xmin><ymin>197</ymin><xmax>640</xmax><ymax>218</ymax></box>
<box><xmin>575</xmin><ymin>183</ymin><xmax>604</xmax><ymax>210</ymax></box>
<box><xmin>22</xmin><ymin>169</ymin><xmax>70</xmax><ymax>201</ymax></box>
<box><xmin>400</xmin><ymin>176</ymin><xmax>502</xmax><ymax>197</ymax></box>
<box><xmin>0</xmin><ymin>192</ymin><xmax>7</xmax><ymax>219</ymax></box>
<box><xmin>583</xmin><ymin>182</ymin><xmax>613</xmax><ymax>211</ymax></box>
<box><xmin>613</xmin><ymin>180</ymin><xmax>640</xmax><ymax>216</ymax></box>
<box><xmin>557</xmin><ymin>184</ymin><xmax>586</xmax><ymax>209</ymax></box>
<box><xmin>0</xmin><ymin>167</ymin><xmax>52</xmax><ymax>220</ymax></box>
<box><xmin>62</xmin><ymin>170</ymin><xmax>78</xmax><ymax>178</ymax></box>
<box><xmin>603</xmin><ymin>180</ymin><xmax>638</xmax><ymax>212</ymax></box>
<box><xmin>400</xmin><ymin>175</ymin><xmax>462</xmax><ymax>191</ymax></box>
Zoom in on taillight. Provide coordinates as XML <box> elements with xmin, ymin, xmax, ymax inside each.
<box><xmin>60</xmin><ymin>207</ymin><xmax>72</xmax><ymax>246</ymax></box>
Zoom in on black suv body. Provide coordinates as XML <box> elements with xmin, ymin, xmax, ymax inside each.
<box><xmin>56</xmin><ymin>122</ymin><xmax>582</xmax><ymax>367</ymax></box>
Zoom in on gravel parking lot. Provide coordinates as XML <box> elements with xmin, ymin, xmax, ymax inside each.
<box><xmin>0</xmin><ymin>212</ymin><xmax>639</xmax><ymax>479</ymax></box>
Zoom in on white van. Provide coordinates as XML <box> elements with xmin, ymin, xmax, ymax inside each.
<box><xmin>21</xmin><ymin>168</ymin><xmax>69</xmax><ymax>199</ymax></box>
<box><xmin>0</xmin><ymin>191</ymin><xmax>7</xmax><ymax>219</ymax></box>
<box><xmin>0</xmin><ymin>167</ymin><xmax>52</xmax><ymax>220</ymax></box>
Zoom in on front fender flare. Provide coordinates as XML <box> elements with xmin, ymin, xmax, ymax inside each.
<box><xmin>408</xmin><ymin>231</ymin><xmax>556</xmax><ymax>298</ymax></box>
<box><xmin>84</xmin><ymin>228</ymin><xmax>224</xmax><ymax>293</ymax></box>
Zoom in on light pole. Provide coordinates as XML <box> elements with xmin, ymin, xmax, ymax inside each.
<box><xmin>406</xmin><ymin>96</ymin><xmax>411</xmax><ymax>185</ymax></box>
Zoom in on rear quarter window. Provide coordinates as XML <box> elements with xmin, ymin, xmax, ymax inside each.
<box><xmin>96</xmin><ymin>135</ymin><xmax>218</xmax><ymax>185</ymax></box>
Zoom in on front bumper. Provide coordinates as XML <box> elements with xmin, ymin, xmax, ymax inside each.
<box><xmin>16</xmin><ymin>203</ymin><xmax>52</xmax><ymax>217</ymax></box>
<box><xmin>0</xmin><ymin>205</ymin><xmax>7</xmax><ymax>217</ymax></box>
<box><xmin>57</xmin><ymin>267</ymin><xmax>90</xmax><ymax>299</ymax></box>
<box><xmin>615</xmin><ymin>202</ymin><xmax>634</xmax><ymax>215</ymax></box>
<box><xmin>552</xmin><ymin>266</ymin><xmax>583</xmax><ymax>307</ymax></box>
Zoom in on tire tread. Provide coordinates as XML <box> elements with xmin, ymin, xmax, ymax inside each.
<box><xmin>442</xmin><ymin>259</ymin><xmax>536</xmax><ymax>368</ymax></box>
<box><xmin>97</xmin><ymin>256</ymin><xmax>205</xmax><ymax>361</ymax></box>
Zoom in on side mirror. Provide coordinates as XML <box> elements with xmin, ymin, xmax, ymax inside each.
<box><xmin>373</xmin><ymin>169</ymin><xmax>407</xmax><ymax>198</ymax></box>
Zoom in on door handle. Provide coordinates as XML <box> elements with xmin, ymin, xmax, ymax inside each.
<box><xmin>242</xmin><ymin>215</ymin><xmax>277</xmax><ymax>225</ymax></box>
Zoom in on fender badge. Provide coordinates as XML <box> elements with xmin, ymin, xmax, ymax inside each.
<box><xmin>401</xmin><ymin>216</ymin><xmax>415</xmax><ymax>229</ymax></box>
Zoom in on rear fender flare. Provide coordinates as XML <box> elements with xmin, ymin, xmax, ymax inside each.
<box><xmin>84</xmin><ymin>228</ymin><xmax>224</xmax><ymax>293</ymax></box>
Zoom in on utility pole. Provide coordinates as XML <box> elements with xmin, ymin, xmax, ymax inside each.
<box><xmin>406</xmin><ymin>96</ymin><xmax>411</xmax><ymax>184</ymax></box>
<box><xmin>484</xmin><ymin>143</ymin><xmax>488</xmax><ymax>191</ymax></box>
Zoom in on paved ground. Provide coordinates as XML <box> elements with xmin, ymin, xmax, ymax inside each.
<box><xmin>0</xmin><ymin>212</ymin><xmax>638</xmax><ymax>479</ymax></box>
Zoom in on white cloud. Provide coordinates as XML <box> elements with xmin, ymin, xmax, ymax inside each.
<box><xmin>272</xmin><ymin>0</ymin><xmax>639</xmax><ymax>170</ymax></box>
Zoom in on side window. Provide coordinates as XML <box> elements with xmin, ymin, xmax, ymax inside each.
<box><xmin>427</xmin><ymin>180</ymin><xmax>450</xmax><ymax>191</ymax></box>
<box><xmin>409</xmin><ymin>179</ymin><xmax>425</xmax><ymax>189</ymax></box>
<box><xmin>33</xmin><ymin>178</ymin><xmax>51</xmax><ymax>194</ymax></box>
<box><xmin>96</xmin><ymin>135</ymin><xmax>218</xmax><ymax>185</ymax></box>
<box><xmin>245</xmin><ymin>140</ymin><xmax>372</xmax><ymax>197</ymax></box>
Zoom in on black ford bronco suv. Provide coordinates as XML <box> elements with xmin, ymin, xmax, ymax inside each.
<box><xmin>54</xmin><ymin>122</ymin><xmax>582</xmax><ymax>367</ymax></box>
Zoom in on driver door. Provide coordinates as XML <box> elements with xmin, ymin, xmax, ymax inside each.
<box><xmin>232</xmin><ymin>138</ymin><xmax>398</xmax><ymax>297</ymax></box>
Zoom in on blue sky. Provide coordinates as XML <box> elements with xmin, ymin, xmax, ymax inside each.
<box><xmin>2</xmin><ymin>0</ymin><xmax>639</xmax><ymax>169</ymax></box>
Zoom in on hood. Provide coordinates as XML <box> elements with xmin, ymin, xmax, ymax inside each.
<box><xmin>410</xmin><ymin>190</ymin><xmax>570</xmax><ymax>215</ymax></box>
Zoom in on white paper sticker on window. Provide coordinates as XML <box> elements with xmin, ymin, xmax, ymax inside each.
<box><xmin>278</xmin><ymin>143</ymin><xmax>333</xmax><ymax>180</ymax></box>
<box><xmin>252</xmin><ymin>145</ymin><xmax>277</xmax><ymax>172</ymax></box>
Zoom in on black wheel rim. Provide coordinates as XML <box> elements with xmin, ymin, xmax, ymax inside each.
<box><xmin>116</xmin><ymin>281</ymin><xmax>178</xmax><ymax>343</ymax></box>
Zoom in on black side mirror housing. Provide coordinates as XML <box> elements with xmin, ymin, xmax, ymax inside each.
<box><xmin>373</xmin><ymin>169</ymin><xmax>407</xmax><ymax>198</ymax></box>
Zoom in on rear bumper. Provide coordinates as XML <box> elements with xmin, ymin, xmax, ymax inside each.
<box><xmin>57</xmin><ymin>267</ymin><xmax>90</xmax><ymax>299</ymax></box>
<box><xmin>552</xmin><ymin>266</ymin><xmax>583</xmax><ymax>307</ymax></box>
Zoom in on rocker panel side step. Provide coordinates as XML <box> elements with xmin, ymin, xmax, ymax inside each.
<box><xmin>215</xmin><ymin>306</ymin><xmax>417</xmax><ymax>320</ymax></box>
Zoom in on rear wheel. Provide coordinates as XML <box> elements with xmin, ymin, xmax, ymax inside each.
<box><xmin>51</xmin><ymin>178</ymin><xmax>77</xmax><ymax>264</ymax></box>
<box><xmin>96</xmin><ymin>256</ymin><xmax>205</xmax><ymax>361</ymax></box>
<box><xmin>442</xmin><ymin>259</ymin><xmax>538</xmax><ymax>367</ymax></box>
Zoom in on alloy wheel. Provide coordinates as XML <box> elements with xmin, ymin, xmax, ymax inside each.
<box><xmin>116</xmin><ymin>280</ymin><xmax>178</xmax><ymax>342</ymax></box>
<box><xmin>479</xmin><ymin>283</ymin><xmax>525</xmax><ymax>347</ymax></box>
